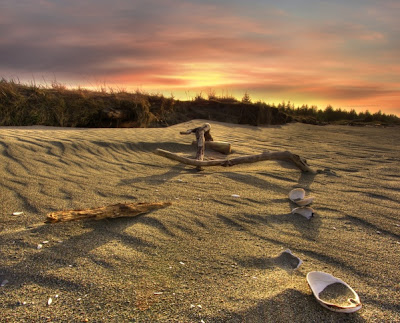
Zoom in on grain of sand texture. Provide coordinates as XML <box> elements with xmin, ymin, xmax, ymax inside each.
<box><xmin>0</xmin><ymin>120</ymin><xmax>399</xmax><ymax>322</ymax></box>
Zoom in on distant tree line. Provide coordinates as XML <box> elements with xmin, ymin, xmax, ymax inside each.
<box><xmin>273</xmin><ymin>101</ymin><xmax>399</xmax><ymax>124</ymax></box>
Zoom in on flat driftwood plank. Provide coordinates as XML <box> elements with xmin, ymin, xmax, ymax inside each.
<box><xmin>155</xmin><ymin>148</ymin><xmax>314</xmax><ymax>173</ymax></box>
<box><xmin>46</xmin><ymin>202</ymin><xmax>172</xmax><ymax>223</ymax></box>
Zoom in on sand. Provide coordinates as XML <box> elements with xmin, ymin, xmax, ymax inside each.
<box><xmin>0</xmin><ymin>120</ymin><xmax>399</xmax><ymax>322</ymax></box>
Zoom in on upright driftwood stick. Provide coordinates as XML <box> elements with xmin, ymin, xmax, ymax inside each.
<box><xmin>155</xmin><ymin>148</ymin><xmax>314</xmax><ymax>173</ymax></box>
<box><xmin>180</xmin><ymin>123</ymin><xmax>212</xmax><ymax>170</ymax></box>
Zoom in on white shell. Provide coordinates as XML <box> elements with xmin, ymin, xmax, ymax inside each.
<box><xmin>307</xmin><ymin>271</ymin><xmax>362</xmax><ymax>313</ymax></box>
<box><xmin>291</xmin><ymin>206</ymin><xmax>314</xmax><ymax>219</ymax></box>
<box><xmin>276</xmin><ymin>249</ymin><xmax>303</xmax><ymax>270</ymax></box>
<box><xmin>289</xmin><ymin>188</ymin><xmax>314</xmax><ymax>206</ymax></box>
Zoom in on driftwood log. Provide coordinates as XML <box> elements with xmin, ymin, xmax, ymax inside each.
<box><xmin>155</xmin><ymin>148</ymin><xmax>314</xmax><ymax>173</ymax></box>
<box><xmin>46</xmin><ymin>202</ymin><xmax>171</xmax><ymax>223</ymax></box>
<box><xmin>191</xmin><ymin>141</ymin><xmax>231</xmax><ymax>155</ymax></box>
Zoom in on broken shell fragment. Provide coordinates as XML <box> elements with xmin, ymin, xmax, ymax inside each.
<box><xmin>289</xmin><ymin>188</ymin><xmax>315</xmax><ymax>206</ymax></box>
<box><xmin>274</xmin><ymin>249</ymin><xmax>303</xmax><ymax>270</ymax></box>
<box><xmin>307</xmin><ymin>271</ymin><xmax>362</xmax><ymax>313</ymax></box>
<box><xmin>291</xmin><ymin>206</ymin><xmax>314</xmax><ymax>219</ymax></box>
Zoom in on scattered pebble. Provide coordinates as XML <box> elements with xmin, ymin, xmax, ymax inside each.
<box><xmin>190</xmin><ymin>304</ymin><xmax>196</xmax><ymax>309</ymax></box>
<box><xmin>332</xmin><ymin>227</ymin><xmax>337</xmax><ymax>230</ymax></box>
<box><xmin>179</xmin><ymin>261</ymin><xmax>185</xmax><ymax>265</ymax></box>
<box><xmin>37</xmin><ymin>244</ymin><xmax>43</xmax><ymax>250</ymax></box>
<box><xmin>177</xmin><ymin>179</ymin><xmax>183</xmax><ymax>182</ymax></box>
<box><xmin>47</xmin><ymin>297</ymin><xmax>53</xmax><ymax>306</ymax></box>
<box><xmin>197</xmin><ymin>304</ymin><xmax>202</xmax><ymax>309</ymax></box>
<box><xmin>376</xmin><ymin>231</ymin><xmax>381</xmax><ymax>234</ymax></box>
<box><xmin>12</xmin><ymin>212</ymin><xmax>24</xmax><ymax>216</ymax></box>
<box><xmin>231</xmin><ymin>194</ymin><xmax>240</xmax><ymax>198</ymax></box>
<box><xmin>1</xmin><ymin>279</ymin><xmax>9</xmax><ymax>287</ymax></box>
<box><xmin>395</xmin><ymin>224</ymin><xmax>400</xmax><ymax>227</ymax></box>
<box><xmin>42</xmin><ymin>240</ymin><xmax>49</xmax><ymax>244</ymax></box>
<box><xmin>154</xmin><ymin>292</ymin><xmax>163</xmax><ymax>295</ymax></box>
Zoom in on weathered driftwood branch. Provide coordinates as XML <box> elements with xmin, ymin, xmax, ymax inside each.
<box><xmin>180</xmin><ymin>123</ymin><xmax>214</xmax><ymax>141</ymax></box>
<box><xmin>46</xmin><ymin>202</ymin><xmax>172</xmax><ymax>223</ymax></box>
<box><xmin>155</xmin><ymin>148</ymin><xmax>314</xmax><ymax>173</ymax></box>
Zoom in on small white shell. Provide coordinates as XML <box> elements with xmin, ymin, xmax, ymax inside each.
<box><xmin>307</xmin><ymin>271</ymin><xmax>362</xmax><ymax>313</ymax></box>
<box><xmin>12</xmin><ymin>212</ymin><xmax>24</xmax><ymax>216</ymax></box>
<box><xmin>291</xmin><ymin>206</ymin><xmax>314</xmax><ymax>219</ymax></box>
<box><xmin>289</xmin><ymin>188</ymin><xmax>314</xmax><ymax>206</ymax></box>
<box><xmin>275</xmin><ymin>249</ymin><xmax>303</xmax><ymax>270</ymax></box>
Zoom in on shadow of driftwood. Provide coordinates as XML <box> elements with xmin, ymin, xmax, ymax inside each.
<box><xmin>0</xmin><ymin>215</ymin><xmax>156</xmax><ymax>294</ymax></box>
<box><xmin>201</xmin><ymin>289</ymin><xmax>366</xmax><ymax>323</ymax></box>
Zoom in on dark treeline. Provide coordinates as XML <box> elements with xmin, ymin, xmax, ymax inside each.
<box><xmin>274</xmin><ymin>101</ymin><xmax>399</xmax><ymax>125</ymax></box>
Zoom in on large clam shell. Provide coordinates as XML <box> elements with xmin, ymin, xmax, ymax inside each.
<box><xmin>289</xmin><ymin>188</ymin><xmax>315</xmax><ymax>206</ymax></box>
<box><xmin>307</xmin><ymin>271</ymin><xmax>362</xmax><ymax>313</ymax></box>
<box><xmin>291</xmin><ymin>206</ymin><xmax>314</xmax><ymax>219</ymax></box>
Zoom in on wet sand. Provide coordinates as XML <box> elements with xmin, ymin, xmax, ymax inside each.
<box><xmin>0</xmin><ymin>121</ymin><xmax>399</xmax><ymax>322</ymax></box>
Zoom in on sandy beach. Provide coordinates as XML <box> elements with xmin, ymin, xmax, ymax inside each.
<box><xmin>0</xmin><ymin>121</ymin><xmax>399</xmax><ymax>322</ymax></box>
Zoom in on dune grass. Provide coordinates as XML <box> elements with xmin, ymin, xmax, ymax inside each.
<box><xmin>0</xmin><ymin>78</ymin><xmax>398</xmax><ymax>127</ymax></box>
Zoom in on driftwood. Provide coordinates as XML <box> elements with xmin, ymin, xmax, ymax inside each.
<box><xmin>46</xmin><ymin>202</ymin><xmax>172</xmax><ymax>223</ymax></box>
<box><xmin>155</xmin><ymin>148</ymin><xmax>314</xmax><ymax>173</ymax></box>
<box><xmin>191</xmin><ymin>141</ymin><xmax>231</xmax><ymax>155</ymax></box>
<box><xmin>180</xmin><ymin>123</ymin><xmax>212</xmax><ymax>162</ymax></box>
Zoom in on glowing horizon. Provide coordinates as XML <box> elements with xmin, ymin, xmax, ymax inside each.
<box><xmin>1</xmin><ymin>0</ymin><xmax>399</xmax><ymax>116</ymax></box>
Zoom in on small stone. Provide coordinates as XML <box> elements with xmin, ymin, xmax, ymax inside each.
<box><xmin>179</xmin><ymin>261</ymin><xmax>185</xmax><ymax>265</ymax></box>
<box><xmin>42</xmin><ymin>241</ymin><xmax>49</xmax><ymax>244</ymax></box>
<box><xmin>197</xmin><ymin>304</ymin><xmax>202</xmax><ymax>309</ymax></box>
<box><xmin>376</xmin><ymin>231</ymin><xmax>381</xmax><ymax>234</ymax></box>
<box><xmin>12</xmin><ymin>212</ymin><xmax>24</xmax><ymax>216</ymax></box>
<box><xmin>231</xmin><ymin>194</ymin><xmax>240</xmax><ymax>198</ymax></box>
<box><xmin>37</xmin><ymin>244</ymin><xmax>43</xmax><ymax>250</ymax></box>
<box><xmin>47</xmin><ymin>297</ymin><xmax>53</xmax><ymax>306</ymax></box>
<box><xmin>1</xmin><ymin>279</ymin><xmax>9</xmax><ymax>287</ymax></box>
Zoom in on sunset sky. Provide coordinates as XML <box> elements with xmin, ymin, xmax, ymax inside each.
<box><xmin>1</xmin><ymin>0</ymin><xmax>399</xmax><ymax>115</ymax></box>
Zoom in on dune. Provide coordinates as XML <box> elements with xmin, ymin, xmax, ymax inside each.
<box><xmin>0</xmin><ymin>121</ymin><xmax>399</xmax><ymax>322</ymax></box>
